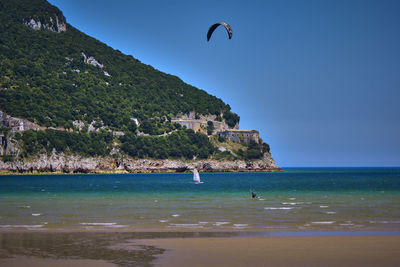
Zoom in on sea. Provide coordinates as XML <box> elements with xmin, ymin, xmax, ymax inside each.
<box><xmin>0</xmin><ymin>168</ymin><xmax>400</xmax><ymax>232</ymax></box>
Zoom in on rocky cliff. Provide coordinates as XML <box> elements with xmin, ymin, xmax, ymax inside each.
<box><xmin>0</xmin><ymin>152</ymin><xmax>281</xmax><ymax>174</ymax></box>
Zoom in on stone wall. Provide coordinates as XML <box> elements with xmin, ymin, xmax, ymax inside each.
<box><xmin>217</xmin><ymin>130</ymin><xmax>260</xmax><ymax>144</ymax></box>
<box><xmin>171</xmin><ymin>112</ymin><xmax>236</xmax><ymax>134</ymax></box>
<box><xmin>0</xmin><ymin>111</ymin><xmax>43</xmax><ymax>133</ymax></box>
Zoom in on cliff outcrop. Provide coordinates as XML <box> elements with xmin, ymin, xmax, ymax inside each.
<box><xmin>0</xmin><ymin>152</ymin><xmax>281</xmax><ymax>174</ymax></box>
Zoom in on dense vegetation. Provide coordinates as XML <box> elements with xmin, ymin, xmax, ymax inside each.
<box><xmin>16</xmin><ymin>129</ymin><xmax>113</xmax><ymax>158</ymax></box>
<box><xmin>0</xmin><ymin>0</ymin><xmax>239</xmax><ymax>132</ymax></box>
<box><xmin>237</xmin><ymin>141</ymin><xmax>270</xmax><ymax>160</ymax></box>
<box><xmin>120</xmin><ymin>128</ymin><xmax>215</xmax><ymax>160</ymax></box>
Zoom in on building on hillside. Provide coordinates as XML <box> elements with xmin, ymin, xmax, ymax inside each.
<box><xmin>171</xmin><ymin>118</ymin><xmax>231</xmax><ymax>134</ymax></box>
<box><xmin>0</xmin><ymin>111</ymin><xmax>42</xmax><ymax>133</ymax></box>
<box><xmin>171</xmin><ymin>115</ymin><xmax>259</xmax><ymax>145</ymax></box>
<box><xmin>171</xmin><ymin>119</ymin><xmax>202</xmax><ymax>132</ymax></box>
<box><xmin>217</xmin><ymin>130</ymin><xmax>260</xmax><ymax>144</ymax></box>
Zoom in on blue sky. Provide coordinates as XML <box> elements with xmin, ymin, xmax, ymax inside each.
<box><xmin>48</xmin><ymin>0</ymin><xmax>400</xmax><ymax>167</ymax></box>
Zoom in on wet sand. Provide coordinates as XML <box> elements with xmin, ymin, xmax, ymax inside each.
<box><xmin>0</xmin><ymin>256</ymin><xmax>116</xmax><ymax>267</ymax></box>
<box><xmin>0</xmin><ymin>232</ymin><xmax>399</xmax><ymax>266</ymax></box>
<box><xmin>143</xmin><ymin>235</ymin><xmax>400</xmax><ymax>267</ymax></box>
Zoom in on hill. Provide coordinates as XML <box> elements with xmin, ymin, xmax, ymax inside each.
<box><xmin>0</xmin><ymin>0</ymin><xmax>280</xmax><ymax>172</ymax></box>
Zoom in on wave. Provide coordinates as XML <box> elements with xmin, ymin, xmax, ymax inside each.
<box><xmin>0</xmin><ymin>224</ymin><xmax>44</xmax><ymax>228</ymax></box>
<box><xmin>311</xmin><ymin>221</ymin><xmax>335</xmax><ymax>224</ymax></box>
<box><xmin>79</xmin><ymin>222</ymin><xmax>117</xmax><ymax>226</ymax></box>
<box><xmin>233</xmin><ymin>224</ymin><xmax>249</xmax><ymax>228</ymax></box>
<box><xmin>264</xmin><ymin>207</ymin><xmax>293</xmax><ymax>210</ymax></box>
<box><xmin>215</xmin><ymin>222</ymin><xmax>230</xmax><ymax>226</ymax></box>
<box><xmin>169</xmin><ymin>224</ymin><xmax>202</xmax><ymax>228</ymax></box>
<box><xmin>282</xmin><ymin>202</ymin><xmax>303</xmax><ymax>205</ymax></box>
<box><xmin>369</xmin><ymin>220</ymin><xmax>400</xmax><ymax>224</ymax></box>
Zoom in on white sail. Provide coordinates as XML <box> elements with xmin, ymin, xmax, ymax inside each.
<box><xmin>193</xmin><ymin>169</ymin><xmax>201</xmax><ymax>183</ymax></box>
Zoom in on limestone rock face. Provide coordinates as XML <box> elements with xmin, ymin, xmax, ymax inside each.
<box><xmin>81</xmin><ymin>52</ymin><xmax>104</xmax><ymax>68</ymax></box>
<box><xmin>23</xmin><ymin>16</ymin><xmax>66</xmax><ymax>33</ymax></box>
<box><xmin>0</xmin><ymin>152</ymin><xmax>281</xmax><ymax>174</ymax></box>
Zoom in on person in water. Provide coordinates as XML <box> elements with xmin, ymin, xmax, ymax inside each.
<box><xmin>251</xmin><ymin>189</ymin><xmax>257</xmax><ymax>199</ymax></box>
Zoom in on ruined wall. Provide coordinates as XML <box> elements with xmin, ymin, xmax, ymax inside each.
<box><xmin>0</xmin><ymin>111</ymin><xmax>45</xmax><ymax>156</ymax></box>
<box><xmin>171</xmin><ymin>112</ymin><xmax>235</xmax><ymax>134</ymax></box>
<box><xmin>0</xmin><ymin>111</ymin><xmax>43</xmax><ymax>133</ymax></box>
<box><xmin>217</xmin><ymin>130</ymin><xmax>260</xmax><ymax>144</ymax></box>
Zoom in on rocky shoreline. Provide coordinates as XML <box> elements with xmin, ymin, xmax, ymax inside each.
<box><xmin>0</xmin><ymin>153</ymin><xmax>281</xmax><ymax>174</ymax></box>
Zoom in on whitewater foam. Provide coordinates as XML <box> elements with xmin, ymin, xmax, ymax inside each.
<box><xmin>0</xmin><ymin>224</ymin><xmax>44</xmax><ymax>228</ymax></box>
<box><xmin>169</xmin><ymin>224</ymin><xmax>202</xmax><ymax>228</ymax></box>
<box><xmin>264</xmin><ymin>207</ymin><xmax>293</xmax><ymax>210</ymax></box>
<box><xmin>79</xmin><ymin>222</ymin><xmax>117</xmax><ymax>226</ymax></box>
<box><xmin>233</xmin><ymin>224</ymin><xmax>249</xmax><ymax>228</ymax></box>
<box><xmin>215</xmin><ymin>222</ymin><xmax>230</xmax><ymax>226</ymax></box>
<box><xmin>282</xmin><ymin>202</ymin><xmax>302</xmax><ymax>205</ymax></box>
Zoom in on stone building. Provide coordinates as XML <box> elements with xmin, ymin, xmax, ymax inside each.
<box><xmin>171</xmin><ymin>119</ymin><xmax>203</xmax><ymax>132</ymax></box>
<box><xmin>0</xmin><ymin>134</ymin><xmax>6</xmax><ymax>155</ymax></box>
<box><xmin>171</xmin><ymin>112</ymin><xmax>259</xmax><ymax>145</ymax></box>
<box><xmin>171</xmin><ymin>112</ymin><xmax>238</xmax><ymax>135</ymax></box>
<box><xmin>217</xmin><ymin>130</ymin><xmax>260</xmax><ymax>144</ymax></box>
<box><xmin>0</xmin><ymin>111</ymin><xmax>42</xmax><ymax>133</ymax></box>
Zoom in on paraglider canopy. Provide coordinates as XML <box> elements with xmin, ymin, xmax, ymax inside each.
<box><xmin>207</xmin><ymin>22</ymin><xmax>232</xmax><ymax>41</ymax></box>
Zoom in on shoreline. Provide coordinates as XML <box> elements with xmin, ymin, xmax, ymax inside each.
<box><xmin>0</xmin><ymin>168</ymin><xmax>283</xmax><ymax>175</ymax></box>
<box><xmin>1</xmin><ymin>229</ymin><xmax>400</xmax><ymax>236</ymax></box>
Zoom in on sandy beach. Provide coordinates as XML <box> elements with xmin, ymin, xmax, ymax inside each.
<box><xmin>143</xmin><ymin>235</ymin><xmax>400</xmax><ymax>267</ymax></box>
<box><xmin>1</xmin><ymin>232</ymin><xmax>400</xmax><ymax>266</ymax></box>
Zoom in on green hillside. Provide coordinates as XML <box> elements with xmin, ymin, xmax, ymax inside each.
<box><xmin>0</xmin><ymin>0</ymin><xmax>239</xmax><ymax>131</ymax></box>
<box><xmin>0</xmin><ymin>0</ymin><xmax>264</xmax><ymax>161</ymax></box>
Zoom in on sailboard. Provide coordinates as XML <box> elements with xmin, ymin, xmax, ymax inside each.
<box><xmin>193</xmin><ymin>168</ymin><xmax>203</xmax><ymax>184</ymax></box>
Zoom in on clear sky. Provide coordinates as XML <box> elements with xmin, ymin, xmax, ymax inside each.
<box><xmin>48</xmin><ymin>0</ymin><xmax>400</xmax><ymax>167</ymax></box>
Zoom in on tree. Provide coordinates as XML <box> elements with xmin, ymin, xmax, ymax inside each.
<box><xmin>207</xmin><ymin>121</ymin><xmax>214</xmax><ymax>135</ymax></box>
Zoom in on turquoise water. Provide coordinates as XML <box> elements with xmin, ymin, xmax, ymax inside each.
<box><xmin>0</xmin><ymin>168</ymin><xmax>399</xmax><ymax>231</ymax></box>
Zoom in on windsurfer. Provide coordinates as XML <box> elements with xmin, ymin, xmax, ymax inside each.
<box><xmin>193</xmin><ymin>168</ymin><xmax>202</xmax><ymax>183</ymax></box>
